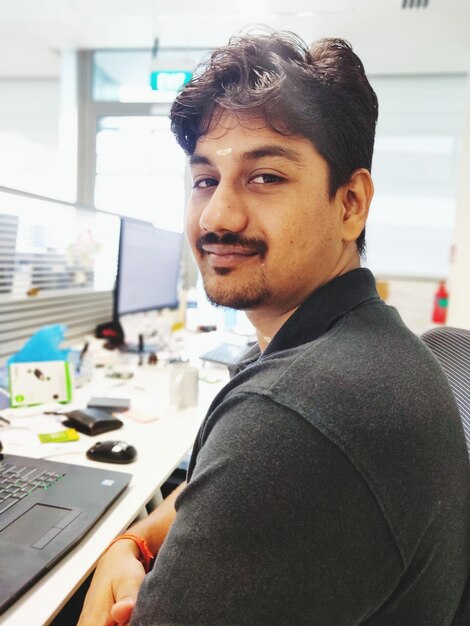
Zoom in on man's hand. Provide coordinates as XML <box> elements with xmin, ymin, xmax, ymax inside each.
<box><xmin>77</xmin><ymin>481</ymin><xmax>186</xmax><ymax>626</ymax></box>
<box><xmin>77</xmin><ymin>539</ymin><xmax>145</xmax><ymax>626</ymax></box>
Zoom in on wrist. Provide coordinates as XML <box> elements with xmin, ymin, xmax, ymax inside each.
<box><xmin>105</xmin><ymin>533</ymin><xmax>155</xmax><ymax>573</ymax></box>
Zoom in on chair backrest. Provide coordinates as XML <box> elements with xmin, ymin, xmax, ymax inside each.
<box><xmin>421</xmin><ymin>326</ymin><xmax>470</xmax><ymax>626</ymax></box>
<box><xmin>421</xmin><ymin>326</ymin><xmax>470</xmax><ymax>455</ymax></box>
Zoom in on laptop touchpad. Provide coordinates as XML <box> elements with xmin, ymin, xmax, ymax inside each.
<box><xmin>0</xmin><ymin>504</ymin><xmax>79</xmax><ymax>548</ymax></box>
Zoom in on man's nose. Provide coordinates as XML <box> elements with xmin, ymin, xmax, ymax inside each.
<box><xmin>199</xmin><ymin>183</ymin><xmax>248</xmax><ymax>233</ymax></box>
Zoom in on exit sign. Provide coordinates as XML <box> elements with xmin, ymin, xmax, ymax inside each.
<box><xmin>150</xmin><ymin>70</ymin><xmax>192</xmax><ymax>91</ymax></box>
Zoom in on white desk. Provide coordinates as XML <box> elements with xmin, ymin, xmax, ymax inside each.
<box><xmin>0</xmin><ymin>352</ymin><xmax>228</xmax><ymax>626</ymax></box>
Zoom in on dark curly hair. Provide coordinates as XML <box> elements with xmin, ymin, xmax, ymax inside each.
<box><xmin>170</xmin><ymin>31</ymin><xmax>378</xmax><ymax>255</ymax></box>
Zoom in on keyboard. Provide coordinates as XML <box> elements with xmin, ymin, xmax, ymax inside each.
<box><xmin>0</xmin><ymin>461</ymin><xmax>65</xmax><ymax>515</ymax></box>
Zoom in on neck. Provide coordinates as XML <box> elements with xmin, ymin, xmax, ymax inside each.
<box><xmin>248</xmin><ymin>253</ymin><xmax>361</xmax><ymax>352</ymax></box>
<box><xmin>249</xmin><ymin>308</ymin><xmax>299</xmax><ymax>352</ymax></box>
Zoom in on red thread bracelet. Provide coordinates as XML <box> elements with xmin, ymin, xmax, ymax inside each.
<box><xmin>105</xmin><ymin>533</ymin><xmax>154</xmax><ymax>573</ymax></box>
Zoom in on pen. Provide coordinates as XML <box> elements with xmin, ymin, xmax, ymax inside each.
<box><xmin>138</xmin><ymin>334</ymin><xmax>144</xmax><ymax>366</ymax></box>
<box><xmin>77</xmin><ymin>341</ymin><xmax>89</xmax><ymax>374</ymax></box>
<box><xmin>0</xmin><ymin>415</ymin><xmax>11</xmax><ymax>426</ymax></box>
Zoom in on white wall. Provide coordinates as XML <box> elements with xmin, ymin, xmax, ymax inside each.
<box><xmin>448</xmin><ymin>75</ymin><xmax>470</xmax><ymax>329</ymax></box>
<box><xmin>365</xmin><ymin>74</ymin><xmax>466</xmax><ymax>279</ymax></box>
<box><xmin>0</xmin><ymin>78</ymin><xmax>75</xmax><ymax>201</ymax></box>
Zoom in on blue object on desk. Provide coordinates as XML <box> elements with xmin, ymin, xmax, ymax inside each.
<box><xmin>7</xmin><ymin>324</ymin><xmax>70</xmax><ymax>366</ymax></box>
<box><xmin>0</xmin><ymin>388</ymin><xmax>9</xmax><ymax>411</ymax></box>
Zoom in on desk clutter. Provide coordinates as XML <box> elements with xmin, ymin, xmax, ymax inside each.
<box><xmin>0</xmin><ymin>335</ymin><xmax>223</xmax><ymax>468</ymax></box>
<box><xmin>0</xmin><ymin>219</ymin><xmax>242</xmax><ymax>622</ymax></box>
<box><xmin>2</xmin><ymin>321</ymin><xmax>205</xmax><ymax>409</ymax></box>
<box><xmin>0</xmin><ymin>320</ymin><xmax>233</xmax><ymax>477</ymax></box>
<box><xmin>0</xmin><ymin>320</ymin><xmax>232</xmax><ymax>623</ymax></box>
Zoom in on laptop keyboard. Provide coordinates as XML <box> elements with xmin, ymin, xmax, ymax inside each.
<box><xmin>0</xmin><ymin>462</ymin><xmax>65</xmax><ymax>515</ymax></box>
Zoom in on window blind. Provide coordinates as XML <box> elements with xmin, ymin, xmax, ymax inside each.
<box><xmin>0</xmin><ymin>189</ymin><xmax>120</xmax><ymax>362</ymax></box>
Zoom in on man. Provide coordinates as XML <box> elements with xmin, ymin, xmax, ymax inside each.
<box><xmin>79</xmin><ymin>32</ymin><xmax>470</xmax><ymax>625</ymax></box>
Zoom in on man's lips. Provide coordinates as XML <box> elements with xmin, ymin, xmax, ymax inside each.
<box><xmin>202</xmin><ymin>244</ymin><xmax>259</xmax><ymax>257</ymax></box>
<box><xmin>196</xmin><ymin>233</ymin><xmax>268</xmax><ymax>269</ymax></box>
<box><xmin>201</xmin><ymin>244</ymin><xmax>260</xmax><ymax>268</ymax></box>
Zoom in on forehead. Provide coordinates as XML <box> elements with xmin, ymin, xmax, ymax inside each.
<box><xmin>194</xmin><ymin>110</ymin><xmax>320</xmax><ymax>160</ymax></box>
<box><xmin>203</xmin><ymin>110</ymin><xmax>273</xmax><ymax>139</ymax></box>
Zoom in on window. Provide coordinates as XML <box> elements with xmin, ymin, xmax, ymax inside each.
<box><xmin>365</xmin><ymin>74</ymin><xmax>466</xmax><ymax>278</ymax></box>
<box><xmin>92</xmin><ymin>49</ymin><xmax>209</xmax><ymax>103</ymax></box>
<box><xmin>0</xmin><ymin>190</ymin><xmax>119</xmax><ymax>360</ymax></box>
<box><xmin>94</xmin><ymin>116</ymin><xmax>186</xmax><ymax>231</ymax></box>
<box><xmin>82</xmin><ymin>48</ymin><xmax>203</xmax><ymax>287</ymax></box>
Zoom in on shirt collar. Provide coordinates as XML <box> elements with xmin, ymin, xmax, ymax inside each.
<box><xmin>229</xmin><ymin>268</ymin><xmax>379</xmax><ymax>376</ymax></box>
<box><xmin>264</xmin><ymin>267</ymin><xmax>379</xmax><ymax>355</ymax></box>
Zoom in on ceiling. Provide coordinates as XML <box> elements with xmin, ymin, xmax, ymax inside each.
<box><xmin>0</xmin><ymin>0</ymin><xmax>469</xmax><ymax>77</ymax></box>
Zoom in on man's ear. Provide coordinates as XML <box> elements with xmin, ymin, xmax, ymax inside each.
<box><xmin>338</xmin><ymin>169</ymin><xmax>374</xmax><ymax>242</ymax></box>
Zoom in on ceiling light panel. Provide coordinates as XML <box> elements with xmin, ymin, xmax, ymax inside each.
<box><xmin>268</xmin><ymin>0</ymin><xmax>354</xmax><ymax>15</ymax></box>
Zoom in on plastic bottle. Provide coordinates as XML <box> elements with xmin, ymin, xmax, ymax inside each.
<box><xmin>432</xmin><ymin>281</ymin><xmax>449</xmax><ymax>324</ymax></box>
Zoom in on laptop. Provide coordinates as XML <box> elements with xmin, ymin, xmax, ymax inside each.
<box><xmin>0</xmin><ymin>451</ymin><xmax>131</xmax><ymax>614</ymax></box>
<box><xmin>199</xmin><ymin>342</ymin><xmax>256</xmax><ymax>366</ymax></box>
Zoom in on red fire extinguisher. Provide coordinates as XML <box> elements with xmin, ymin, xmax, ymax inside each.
<box><xmin>432</xmin><ymin>281</ymin><xmax>449</xmax><ymax>324</ymax></box>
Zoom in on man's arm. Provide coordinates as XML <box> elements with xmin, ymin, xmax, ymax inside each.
<box><xmin>78</xmin><ymin>480</ymin><xmax>186</xmax><ymax>626</ymax></box>
<box><xmin>130</xmin><ymin>394</ymin><xmax>403</xmax><ymax>625</ymax></box>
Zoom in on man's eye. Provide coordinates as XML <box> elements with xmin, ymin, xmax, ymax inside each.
<box><xmin>193</xmin><ymin>178</ymin><xmax>218</xmax><ymax>189</ymax></box>
<box><xmin>250</xmin><ymin>173</ymin><xmax>283</xmax><ymax>185</ymax></box>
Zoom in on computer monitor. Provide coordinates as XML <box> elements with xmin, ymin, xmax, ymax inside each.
<box><xmin>114</xmin><ymin>218</ymin><xmax>183</xmax><ymax>349</ymax></box>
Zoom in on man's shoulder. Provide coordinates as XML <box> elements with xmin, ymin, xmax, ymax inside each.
<box><xmin>216</xmin><ymin>303</ymin><xmax>469</xmax><ymax>568</ymax></box>
<box><xmin>242</xmin><ymin>299</ymin><xmax>461</xmax><ymax>465</ymax></box>
<box><xmin>238</xmin><ymin>298</ymin><xmax>439</xmax><ymax>408</ymax></box>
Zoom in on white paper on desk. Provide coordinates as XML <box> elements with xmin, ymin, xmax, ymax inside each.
<box><xmin>0</xmin><ymin>413</ymin><xmax>69</xmax><ymax>456</ymax></box>
<box><xmin>125</xmin><ymin>408</ymin><xmax>159</xmax><ymax>423</ymax></box>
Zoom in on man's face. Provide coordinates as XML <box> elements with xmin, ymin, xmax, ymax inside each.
<box><xmin>186</xmin><ymin>111</ymin><xmax>356</xmax><ymax>316</ymax></box>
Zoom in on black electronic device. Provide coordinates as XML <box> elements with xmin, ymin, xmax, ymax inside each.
<box><xmin>87</xmin><ymin>397</ymin><xmax>131</xmax><ymax>412</ymax></box>
<box><xmin>114</xmin><ymin>218</ymin><xmax>183</xmax><ymax>352</ymax></box>
<box><xmin>0</xmin><ymin>452</ymin><xmax>131</xmax><ymax>614</ymax></box>
<box><xmin>95</xmin><ymin>319</ymin><xmax>125</xmax><ymax>348</ymax></box>
<box><xmin>199</xmin><ymin>342</ymin><xmax>255</xmax><ymax>366</ymax></box>
<box><xmin>62</xmin><ymin>408</ymin><xmax>123</xmax><ymax>436</ymax></box>
<box><xmin>86</xmin><ymin>440</ymin><xmax>137</xmax><ymax>464</ymax></box>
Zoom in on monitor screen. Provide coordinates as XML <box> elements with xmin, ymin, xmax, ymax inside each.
<box><xmin>114</xmin><ymin>218</ymin><xmax>183</xmax><ymax>317</ymax></box>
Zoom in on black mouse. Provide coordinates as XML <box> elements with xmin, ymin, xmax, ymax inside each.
<box><xmin>86</xmin><ymin>440</ymin><xmax>137</xmax><ymax>464</ymax></box>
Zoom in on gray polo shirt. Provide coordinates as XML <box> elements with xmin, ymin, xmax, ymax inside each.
<box><xmin>132</xmin><ymin>268</ymin><xmax>470</xmax><ymax>625</ymax></box>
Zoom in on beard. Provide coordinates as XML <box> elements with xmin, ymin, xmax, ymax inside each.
<box><xmin>202</xmin><ymin>266</ymin><xmax>272</xmax><ymax>310</ymax></box>
<box><xmin>196</xmin><ymin>231</ymin><xmax>271</xmax><ymax>310</ymax></box>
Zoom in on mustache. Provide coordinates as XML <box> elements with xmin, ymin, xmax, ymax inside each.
<box><xmin>196</xmin><ymin>232</ymin><xmax>268</xmax><ymax>256</ymax></box>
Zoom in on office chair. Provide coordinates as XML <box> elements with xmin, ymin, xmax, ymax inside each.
<box><xmin>421</xmin><ymin>326</ymin><xmax>470</xmax><ymax>454</ymax></box>
<box><xmin>421</xmin><ymin>326</ymin><xmax>470</xmax><ymax>626</ymax></box>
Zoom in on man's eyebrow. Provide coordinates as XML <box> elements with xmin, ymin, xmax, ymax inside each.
<box><xmin>189</xmin><ymin>154</ymin><xmax>213</xmax><ymax>166</ymax></box>
<box><xmin>189</xmin><ymin>145</ymin><xmax>305</xmax><ymax>167</ymax></box>
<box><xmin>240</xmin><ymin>145</ymin><xmax>305</xmax><ymax>165</ymax></box>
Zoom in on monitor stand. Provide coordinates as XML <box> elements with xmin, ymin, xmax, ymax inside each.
<box><xmin>120</xmin><ymin>333</ymin><xmax>161</xmax><ymax>354</ymax></box>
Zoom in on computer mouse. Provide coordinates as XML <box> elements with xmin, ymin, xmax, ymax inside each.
<box><xmin>86</xmin><ymin>440</ymin><xmax>137</xmax><ymax>464</ymax></box>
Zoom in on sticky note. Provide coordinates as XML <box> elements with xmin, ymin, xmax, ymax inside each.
<box><xmin>38</xmin><ymin>428</ymin><xmax>80</xmax><ymax>443</ymax></box>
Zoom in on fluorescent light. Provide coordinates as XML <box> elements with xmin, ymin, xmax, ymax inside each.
<box><xmin>268</xmin><ymin>0</ymin><xmax>353</xmax><ymax>15</ymax></box>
